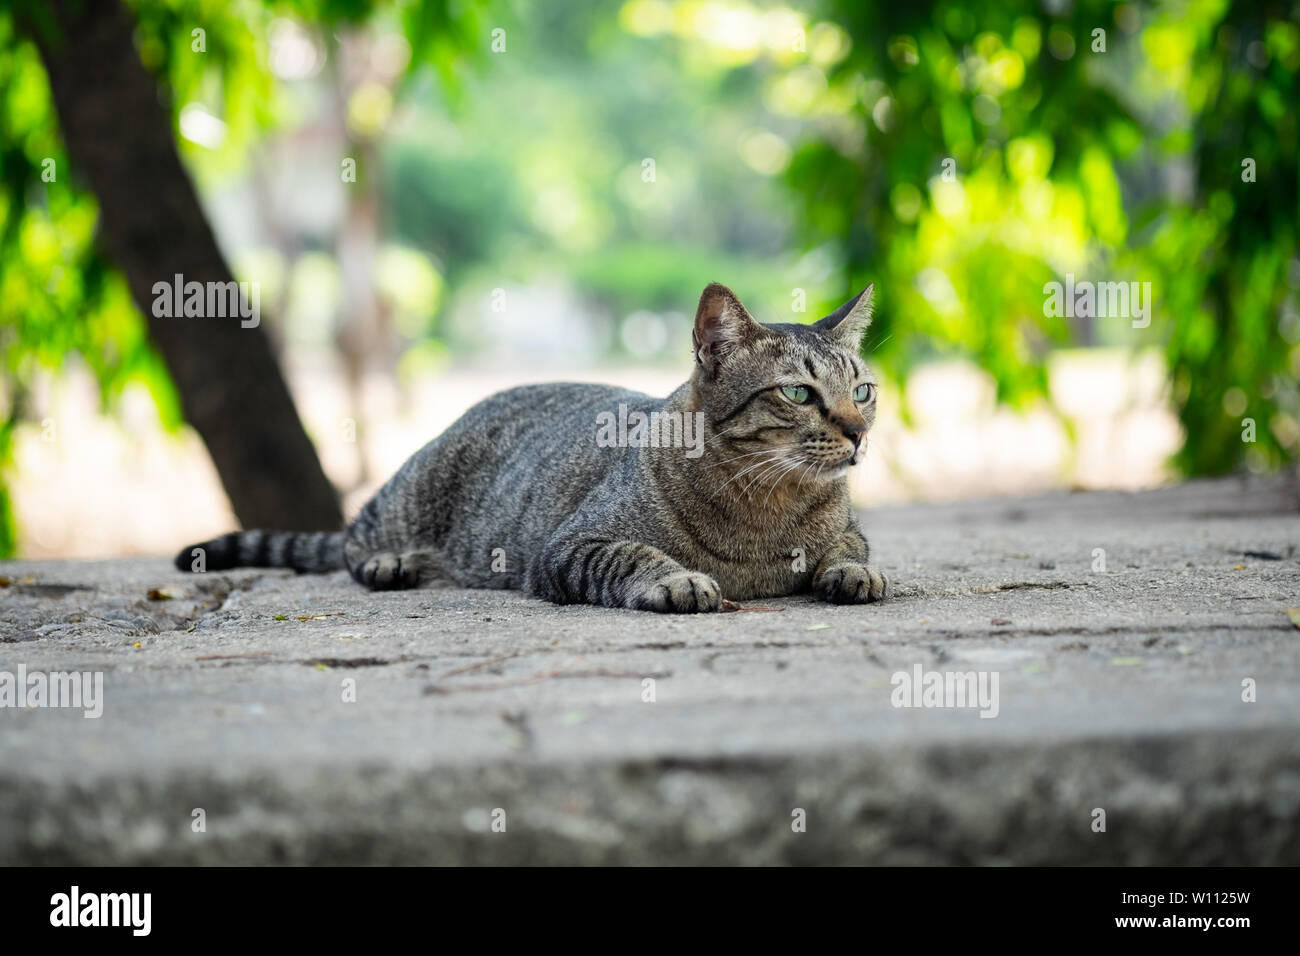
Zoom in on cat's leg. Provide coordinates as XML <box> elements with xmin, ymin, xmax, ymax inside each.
<box><xmin>812</xmin><ymin>524</ymin><xmax>889</xmax><ymax>604</ymax></box>
<box><xmin>532</xmin><ymin>534</ymin><xmax>722</xmax><ymax>613</ymax></box>
<box><xmin>343</xmin><ymin>537</ymin><xmax>447</xmax><ymax>591</ymax></box>
<box><xmin>341</xmin><ymin>487</ymin><xmax>455</xmax><ymax>590</ymax></box>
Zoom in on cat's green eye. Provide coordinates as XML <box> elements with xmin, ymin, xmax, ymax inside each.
<box><xmin>781</xmin><ymin>385</ymin><xmax>812</xmax><ymax>404</ymax></box>
<box><xmin>853</xmin><ymin>383</ymin><xmax>875</xmax><ymax>403</ymax></box>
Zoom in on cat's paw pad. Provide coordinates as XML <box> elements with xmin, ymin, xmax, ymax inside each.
<box><xmin>815</xmin><ymin>563</ymin><xmax>888</xmax><ymax>604</ymax></box>
<box><xmin>632</xmin><ymin>570</ymin><xmax>723</xmax><ymax>614</ymax></box>
<box><xmin>357</xmin><ymin>552</ymin><xmax>418</xmax><ymax>590</ymax></box>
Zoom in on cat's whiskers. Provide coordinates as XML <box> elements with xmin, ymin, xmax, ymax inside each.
<box><xmin>737</xmin><ymin>465</ymin><xmax>779</xmax><ymax>499</ymax></box>
<box><xmin>711</xmin><ymin>448</ymin><xmax>781</xmax><ymax>466</ymax></box>
<box><xmin>738</xmin><ymin>456</ymin><xmax>795</xmax><ymax>499</ymax></box>
<box><xmin>794</xmin><ymin>458</ymin><xmax>817</xmax><ymax>495</ymax></box>
<box><xmin>716</xmin><ymin>452</ymin><xmax>787</xmax><ymax>493</ymax></box>
<box><xmin>711</xmin><ymin>444</ymin><xmax>797</xmax><ymax>467</ymax></box>
<box><xmin>761</xmin><ymin>457</ymin><xmax>806</xmax><ymax>508</ymax></box>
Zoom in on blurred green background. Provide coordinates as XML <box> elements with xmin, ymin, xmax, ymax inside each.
<box><xmin>1</xmin><ymin>0</ymin><xmax>1298</xmax><ymax>558</ymax></box>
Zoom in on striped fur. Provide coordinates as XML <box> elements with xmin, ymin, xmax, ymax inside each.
<box><xmin>175</xmin><ymin>283</ymin><xmax>890</xmax><ymax>612</ymax></box>
<box><xmin>174</xmin><ymin>530</ymin><xmax>343</xmax><ymax>573</ymax></box>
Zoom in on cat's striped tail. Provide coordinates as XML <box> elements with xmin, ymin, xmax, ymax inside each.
<box><xmin>173</xmin><ymin>530</ymin><xmax>345</xmax><ymax>573</ymax></box>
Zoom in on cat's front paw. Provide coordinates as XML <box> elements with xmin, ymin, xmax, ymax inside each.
<box><xmin>630</xmin><ymin>570</ymin><xmax>723</xmax><ymax>613</ymax></box>
<box><xmin>815</xmin><ymin>563</ymin><xmax>889</xmax><ymax>604</ymax></box>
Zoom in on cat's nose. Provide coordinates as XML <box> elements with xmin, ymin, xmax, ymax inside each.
<box><xmin>837</xmin><ymin>419</ymin><xmax>867</xmax><ymax>445</ymax></box>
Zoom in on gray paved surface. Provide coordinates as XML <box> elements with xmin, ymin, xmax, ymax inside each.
<box><xmin>2</xmin><ymin>474</ymin><xmax>1298</xmax><ymax>864</ymax></box>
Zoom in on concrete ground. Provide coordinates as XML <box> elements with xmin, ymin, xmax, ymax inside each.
<box><xmin>2</xmin><ymin>473</ymin><xmax>1298</xmax><ymax>865</ymax></box>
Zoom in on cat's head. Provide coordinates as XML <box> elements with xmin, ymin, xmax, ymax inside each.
<box><xmin>691</xmin><ymin>281</ymin><xmax>878</xmax><ymax>487</ymax></box>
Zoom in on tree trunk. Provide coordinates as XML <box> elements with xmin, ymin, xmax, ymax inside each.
<box><xmin>22</xmin><ymin>0</ymin><xmax>342</xmax><ymax>532</ymax></box>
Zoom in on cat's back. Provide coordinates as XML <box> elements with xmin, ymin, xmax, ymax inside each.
<box><xmin>404</xmin><ymin>380</ymin><xmax>659</xmax><ymax>501</ymax></box>
<box><xmin>459</xmin><ymin>381</ymin><xmax>652</xmax><ymax>429</ymax></box>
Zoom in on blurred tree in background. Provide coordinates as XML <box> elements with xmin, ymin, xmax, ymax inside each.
<box><xmin>15</xmin><ymin>0</ymin><xmax>346</xmax><ymax>536</ymax></box>
<box><xmin>0</xmin><ymin>0</ymin><xmax>1296</xmax><ymax>558</ymax></box>
<box><xmin>1</xmin><ymin>0</ymin><xmax>480</xmax><ymax>552</ymax></box>
<box><xmin>1152</xmin><ymin>1</ymin><xmax>1299</xmax><ymax>475</ymax></box>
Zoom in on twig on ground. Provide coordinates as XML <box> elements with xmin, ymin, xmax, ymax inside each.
<box><xmin>721</xmin><ymin>599</ymin><xmax>785</xmax><ymax>613</ymax></box>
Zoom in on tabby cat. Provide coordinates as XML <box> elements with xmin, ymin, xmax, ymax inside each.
<box><xmin>176</xmin><ymin>282</ymin><xmax>890</xmax><ymax>612</ymax></box>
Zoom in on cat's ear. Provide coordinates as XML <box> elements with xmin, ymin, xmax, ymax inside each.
<box><xmin>815</xmin><ymin>284</ymin><xmax>874</xmax><ymax>351</ymax></box>
<box><xmin>693</xmin><ymin>282</ymin><xmax>768</xmax><ymax>376</ymax></box>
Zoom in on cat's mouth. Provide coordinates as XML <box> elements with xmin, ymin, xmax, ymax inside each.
<box><xmin>847</xmin><ymin>437</ymin><xmax>867</xmax><ymax>466</ymax></box>
<box><xmin>796</xmin><ymin>446</ymin><xmax>860</xmax><ymax>476</ymax></box>
<box><xmin>807</xmin><ymin>451</ymin><xmax>857</xmax><ymax>479</ymax></box>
